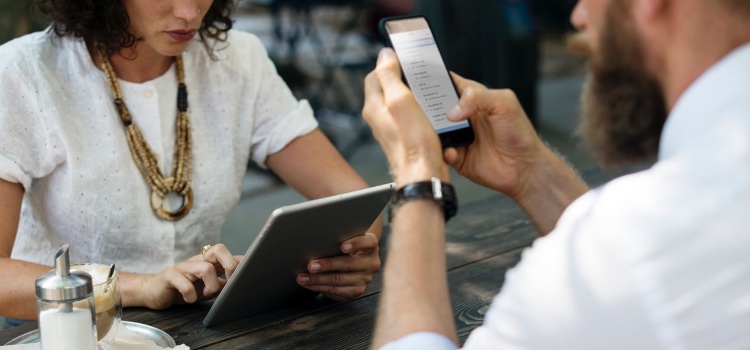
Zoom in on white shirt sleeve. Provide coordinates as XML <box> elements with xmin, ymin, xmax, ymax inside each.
<box><xmin>379</xmin><ymin>332</ymin><xmax>457</xmax><ymax>350</ymax></box>
<box><xmin>239</xmin><ymin>33</ymin><xmax>318</xmax><ymax>168</ymax></box>
<box><xmin>0</xmin><ymin>39</ymin><xmax>65</xmax><ymax>190</ymax></box>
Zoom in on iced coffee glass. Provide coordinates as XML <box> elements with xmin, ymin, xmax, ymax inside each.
<box><xmin>70</xmin><ymin>264</ymin><xmax>121</xmax><ymax>341</ymax></box>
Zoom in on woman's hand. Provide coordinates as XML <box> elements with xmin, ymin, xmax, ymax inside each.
<box><xmin>122</xmin><ymin>243</ymin><xmax>242</xmax><ymax>310</ymax></box>
<box><xmin>296</xmin><ymin>232</ymin><xmax>381</xmax><ymax>301</ymax></box>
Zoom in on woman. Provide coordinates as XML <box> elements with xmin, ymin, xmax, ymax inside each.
<box><xmin>0</xmin><ymin>0</ymin><xmax>382</xmax><ymax>328</ymax></box>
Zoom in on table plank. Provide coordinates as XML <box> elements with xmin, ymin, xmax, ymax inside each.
<box><xmin>200</xmin><ymin>247</ymin><xmax>525</xmax><ymax>349</ymax></box>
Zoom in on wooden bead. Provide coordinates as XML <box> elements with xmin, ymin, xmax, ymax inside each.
<box><xmin>99</xmin><ymin>49</ymin><xmax>194</xmax><ymax>221</ymax></box>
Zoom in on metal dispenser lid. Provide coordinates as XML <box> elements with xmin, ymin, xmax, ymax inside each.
<box><xmin>35</xmin><ymin>244</ymin><xmax>93</xmax><ymax>301</ymax></box>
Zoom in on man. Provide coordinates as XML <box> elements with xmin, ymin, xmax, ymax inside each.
<box><xmin>362</xmin><ymin>0</ymin><xmax>750</xmax><ymax>348</ymax></box>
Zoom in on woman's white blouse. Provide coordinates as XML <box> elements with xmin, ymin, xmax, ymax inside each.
<box><xmin>0</xmin><ymin>30</ymin><xmax>318</xmax><ymax>273</ymax></box>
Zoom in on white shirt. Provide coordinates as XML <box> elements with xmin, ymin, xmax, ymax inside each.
<box><xmin>383</xmin><ymin>43</ymin><xmax>750</xmax><ymax>350</ymax></box>
<box><xmin>0</xmin><ymin>30</ymin><xmax>318</xmax><ymax>273</ymax></box>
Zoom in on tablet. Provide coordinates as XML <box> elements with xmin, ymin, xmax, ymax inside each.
<box><xmin>202</xmin><ymin>183</ymin><xmax>395</xmax><ymax>327</ymax></box>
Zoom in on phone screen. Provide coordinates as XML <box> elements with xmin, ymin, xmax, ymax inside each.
<box><xmin>383</xmin><ymin>17</ymin><xmax>472</xmax><ymax>137</ymax></box>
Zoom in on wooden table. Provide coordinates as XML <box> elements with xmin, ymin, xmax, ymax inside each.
<box><xmin>0</xmin><ymin>170</ymin><xmax>614</xmax><ymax>349</ymax></box>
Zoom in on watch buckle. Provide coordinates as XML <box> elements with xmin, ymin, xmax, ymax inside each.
<box><xmin>431</xmin><ymin>177</ymin><xmax>443</xmax><ymax>200</ymax></box>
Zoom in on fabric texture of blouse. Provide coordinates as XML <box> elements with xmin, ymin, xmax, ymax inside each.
<box><xmin>0</xmin><ymin>30</ymin><xmax>318</xmax><ymax>273</ymax></box>
<box><xmin>381</xmin><ymin>43</ymin><xmax>750</xmax><ymax>349</ymax></box>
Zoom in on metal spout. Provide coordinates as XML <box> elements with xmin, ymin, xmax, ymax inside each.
<box><xmin>54</xmin><ymin>244</ymin><xmax>71</xmax><ymax>278</ymax></box>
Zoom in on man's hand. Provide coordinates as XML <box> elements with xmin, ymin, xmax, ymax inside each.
<box><xmin>362</xmin><ymin>48</ymin><xmax>586</xmax><ymax>235</ymax></box>
<box><xmin>296</xmin><ymin>232</ymin><xmax>381</xmax><ymax>301</ymax></box>
<box><xmin>444</xmin><ymin>74</ymin><xmax>588</xmax><ymax>234</ymax></box>
<box><xmin>443</xmin><ymin>73</ymin><xmax>547</xmax><ymax>199</ymax></box>
<box><xmin>362</xmin><ymin>48</ymin><xmax>449</xmax><ymax>187</ymax></box>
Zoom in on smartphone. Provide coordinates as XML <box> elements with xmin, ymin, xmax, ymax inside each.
<box><xmin>379</xmin><ymin>15</ymin><xmax>475</xmax><ymax>148</ymax></box>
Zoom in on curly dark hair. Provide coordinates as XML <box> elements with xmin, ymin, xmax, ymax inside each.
<box><xmin>32</xmin><ymin>0</ymin><xmax>235</xmax><ymax>57</ymax></box>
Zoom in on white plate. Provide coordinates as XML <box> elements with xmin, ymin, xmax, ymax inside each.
<box><xmin>4</xmin><ymin>321</ymin><xmax>176</xmax><ymax>347</ymax></box>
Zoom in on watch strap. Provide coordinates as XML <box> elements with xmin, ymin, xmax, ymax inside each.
<box><xmin>390</xmin><ymin>177</ymin><xmax>458</xmax><ymax>222</ymax></box>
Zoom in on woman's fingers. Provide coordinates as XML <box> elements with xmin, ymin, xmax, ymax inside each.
<box><xmin>165</xmin><ymin>262</ymin><xmax>220</xmax><ymax>303</ymax></box>
<box><xmin>296</xmin><ymin>233</ymin><xmax>382</xmax><ymax>301</ymax></box>
<box><xmin>146</xmin><ymin>250</ymin><xmax>239</xmax><ymax>309</ymax></box>
<box><xmin>187</xmin><ymin>243</ymin><xmax>240</xmax><ymax>279</ymax></box>
<box><xmin>298</xmin><ymin>283</ymin><xmax>369</xmax><ymax>302</ymax></box>
<box><xmin>297</xmin><ymin>271</ymin><xmax>373</xmax><ymax>287</ymax></box>
<box><xmin>340</xmin><ymin>232</ymin><xmax>379</xmax><ymax>255</ymax></box>
<box><xmin>151</xmin><ymin>266</ymin><xmax>197</xmax><ymax>306</ymax></box>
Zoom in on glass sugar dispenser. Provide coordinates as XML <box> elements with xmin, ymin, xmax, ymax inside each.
<box><xmin>35</xmin><ymin>244</ymin><xmax>99</xmax><ymax>350</ymax></box>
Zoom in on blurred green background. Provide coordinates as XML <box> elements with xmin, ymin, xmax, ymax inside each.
<box><xmin>0</xmin><ymin>0</ymin><xmax>48</xmax><ymax>45</ymax></box>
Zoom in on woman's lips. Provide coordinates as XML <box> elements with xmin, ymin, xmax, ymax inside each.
<box><xmin>167</xmin><ymin>30</ymin><xmax>196</xmax><ymax>42</ymax></box>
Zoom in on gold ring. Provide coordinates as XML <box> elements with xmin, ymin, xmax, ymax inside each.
<box><xmin>201</xmin><ymin>244</ymin><xmax>212</xmax><ymax>261</ymax></box>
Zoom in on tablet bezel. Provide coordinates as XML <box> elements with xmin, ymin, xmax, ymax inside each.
<box><xmin>202</xmin><ymin>183</ymin><xmax>394</xmax><ymax>327</ymax></box>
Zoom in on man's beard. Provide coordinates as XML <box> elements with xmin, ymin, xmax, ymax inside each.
<box><xmin>579</xmin><ymin>0</ymin><xmax>668</xmax><ymax>169</ymax></box>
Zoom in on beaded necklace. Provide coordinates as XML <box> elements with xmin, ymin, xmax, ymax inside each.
<box><xmin>98</xmin><ymin>50</ymin><xmax>194</xmax><ymax>221</ymax></box>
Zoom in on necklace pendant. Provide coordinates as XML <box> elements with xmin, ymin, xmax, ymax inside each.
<box><xmin>150</xmin><ymin>177</ymin><xmax>193</xmax><ymax>221</ymax></box>
<box><xmin>101</xmin><ymin>51</ymin><xmax>194</xmax><ymax>221</ymax></box>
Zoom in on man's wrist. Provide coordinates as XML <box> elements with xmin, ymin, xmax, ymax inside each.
<box><xmin>390</xmin><ymin>177</ymin><xmax>458</xmax><ymax>222</ymax></box>
<box><xmin>392</xmin><ymin>158</ymin><xmax>446</xmax><ymax>188</ymax></box>
<box><xmin>512</xmin><ymin>146</ymin><xmax>588</xmax><ymax>234</ymax></box>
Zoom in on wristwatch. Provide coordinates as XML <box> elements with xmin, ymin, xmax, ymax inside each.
<box><xmin>389</xmin><ymin>177</ymin><xmax>458</xmax><ymax>222</ymax></box>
